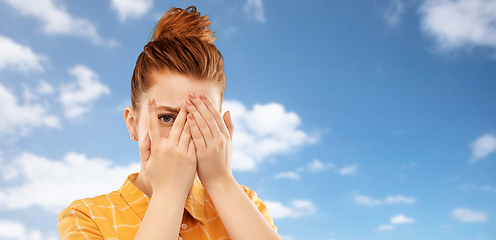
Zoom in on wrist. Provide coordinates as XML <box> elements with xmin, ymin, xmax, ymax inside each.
<box><xmin>151</xmin><ymin>188</ymin><xmax>190</xmax><ymax>205</ymax></box>
<box><xmin>151</xmin><ymin>182</ymin><xmax>192</xmax><ymax>200</ymax></box>
<box><xmin>202</xmin><ymin>174</ymin><xmax>237</xmax><ymax>194</ymax></box>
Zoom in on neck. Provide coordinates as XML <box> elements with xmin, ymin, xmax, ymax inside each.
<box><xmin>133</xmin><ymin>172</ymin><xmax>153</xmax><ymax>197</ymax></box>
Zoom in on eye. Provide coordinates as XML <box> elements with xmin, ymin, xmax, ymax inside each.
<box><xmin>158</xmin><ymin>114</ymin><xmax>175</xmax><ymax>123</ymax></box>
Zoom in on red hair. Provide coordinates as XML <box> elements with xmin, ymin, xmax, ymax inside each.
<box><xmin>131</xmin><ymin>6</ymin><xmax>225</xmax><ymax>111</ymax></box>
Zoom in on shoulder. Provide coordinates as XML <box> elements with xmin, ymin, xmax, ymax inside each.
<box><xmin>58</xmin><ymin>190</ymin><xmax>120</xmax><ymax>219</ymax></box>
<box><xmin>237</xmin><ymin>184</ymin><xmax>267</xmax><ymax>210</ymax></box>
<box><xmin>238</xmin><ymin>184</ymin><xmax>259</xmax><ymax>199</ymax></box>
<box><xmin>57</xmin><ymin>191</ymin><xmax>121</xmax><ymax>239</ymax></box>
<box><xmin>238</xmin><ymin>184</ymin><xmax>278</xmax><ymax>232</ymax></box>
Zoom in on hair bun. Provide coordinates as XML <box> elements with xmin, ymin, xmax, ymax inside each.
<box><xmin>151</xmin><ymin>6</ymin><xmax>215</xmax><ymax>43</ymax></box>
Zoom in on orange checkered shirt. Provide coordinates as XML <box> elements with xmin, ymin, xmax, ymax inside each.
<box><xmin>57</xmin><ymin>173</ymin><xmax>277</xmax><ymax>240</ymax></box>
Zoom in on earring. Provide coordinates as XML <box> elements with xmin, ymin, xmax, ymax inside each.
<box><xmin>131</xmin><ymin>135</ymin><xmax>135</xmax><ymax>139</ymax></box>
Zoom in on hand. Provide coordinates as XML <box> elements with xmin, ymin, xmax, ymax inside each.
<box><xmin>140</xmin><ymin>98</ymin><xmax>197</xmax><ymax>197</ymax></box>
<box><xmin>186</xmin><ymin>92</ymin><xmax>234</xmax><ymax>189</ymax></box>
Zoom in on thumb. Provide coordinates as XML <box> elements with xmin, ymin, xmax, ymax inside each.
<box><xmin>139</xmin><ymin>132</ymin><xmax>151</xmax><ymax>169</ymax></box>
<box><xmin>223</xmin><ymin>111</ymin><xmax>234</xmax><ymax>140</ymax></box>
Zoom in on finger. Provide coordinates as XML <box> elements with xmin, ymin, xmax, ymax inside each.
<box><xmin>223</xmin><ymin>111</ymin><xmax>234</xmax><ymax>141</ymax></box>
<box><xmin>190</xmin><ymin>93</ymin><xmax>222</xmax><ymax>139</ymax></box>
<box><xmin>138</xmin><ymin>132</ymin><xmax>151</xmax><ymax>169</ymax></box>
<box><xmin>178</xmin><ymin>120</ymin><xmax>191</xmax><ymax>151</ymax></box>
<box><xmin>185</xmin><ymin>96</ymin><xmax>214</xmax><ymax>145</ymax></box>
<box><xmin>188</xmin><ymin>139</ymin><xmax>196</xmax><ymax>162</ymax></box>
<box><xmin>200</xmin><ymin>93</ymin><xmax>230</xmax><ymax>138</ymax></box>
<box><xmin>147</xmin><ymin>98</ymin><xmax>160</xmax><ymax>144</ymax></box>
<box><xmin>188</xmin><ymin>113</ymin><xmax>207</xmax><ymax>152</ymax></box>
<box><xmin>168</xmin><ymin>104</ymin><xmax>188</xmax><ymax>145</ymax></box>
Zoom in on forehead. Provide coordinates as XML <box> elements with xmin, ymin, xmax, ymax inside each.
<box><xmin>146</xmin><ymin>72</ymin><xmax>222</xmax><ymax>109</ymax></box>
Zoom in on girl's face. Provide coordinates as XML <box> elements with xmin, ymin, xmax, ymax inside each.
<box><xmin>125</xmin><ymin>72</ymin><xmax>222</xmax><ymax>142</ymax></box>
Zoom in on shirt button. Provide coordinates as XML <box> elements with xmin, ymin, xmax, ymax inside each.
<box><xmin>181</xmin><ymin>223</ymin><xmax>187</xmax><ymax>230</ymax></box>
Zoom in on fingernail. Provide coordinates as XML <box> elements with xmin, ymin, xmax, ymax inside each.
<box><xmin>186</xmin><ymin>99</ymin><xmax>192</xmax><ymax>106</ymax></box>
<box><xmin>187</xmin><ymin>114</ymin><xmax>194</xmax><ymax>120</ymax></box>
<box><xmin>200</xmin><ymin>93</ymin><xmax>207</xmax><ymax>100</ymax></box>
<box><xmin>190</xmin><ymin>92</ymin><xmax>197</xmax><ymax>98</ymax></box>
<box><xmin>148</xmin><ymin>98</ymin><xmax>154</xmax><ymax>106</ymax></box>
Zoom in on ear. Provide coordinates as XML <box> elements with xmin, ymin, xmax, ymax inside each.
<box><xmin>124</xmin><ymin>106</ymin><xmax>138</xmax><ymax>142</ymax></box>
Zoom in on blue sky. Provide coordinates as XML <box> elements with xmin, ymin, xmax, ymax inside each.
<box><xmin>0</xmin><ymin>0</ymin><xmax>495</xmax><ymax>239</ymax></box>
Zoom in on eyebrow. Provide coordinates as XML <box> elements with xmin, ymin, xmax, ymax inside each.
<box><xmin>156</xmin><ymin>105</ymin><xmax>181</xmax><ymax>114</ymax></box>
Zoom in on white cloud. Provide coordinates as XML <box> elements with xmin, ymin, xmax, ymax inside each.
<box><xmin>384</xmin><ymin>0</ymin><xmax>405</xmax><ymax>27</ymax></box>
<box><xmin>376</xmin><ymin>224</ymin><xmax>395</xmax><ymax>231</ymax></box>
<box><xmin>452</xmin><ymin>208</ymin><xmax>488</xmax><ymax>222</ymax></box>
<box><xmin>274</xmin><ymin>171</ymin><xmax>300</xmax><ymax>180</ymax></box>
<box><xmin>224</xmin><ymin>26</ymin><xmax>239</xmax><ymax>37</ymax></box>
<box><xmin>354</xmin><ymin>193</ymin><xmax>383</xmax><ymax>206</ymax></box>
<box><xmin>265</xmin><ymin>200</ymin><xmax>317</xmax><ymax>219</ymax></box>
<box><xmin>353</xmin><ymin>193</ymin><xmax>416</xmax><ymax>206</ymax></box>
<box><xmin>307</xmin><ymin>159</ymin><xmax>334</xmax><ymax>172</ymax></box>
<box><xmin>339</xmin><ymin>164</ymin><xmax>357</xmax><ymax>176</ymax></box>
<box><xmin>391</xmin><ymin>214</ymin><xmax>415</xmax><ymax>224</ymax></box>
<box><xmin>0</xmin><ymin>35</ymin><xmax>46</xmax><ymax>72</ymax></box>
<box><xmin>0</xmin><ymin>152</ymin><xmax>140</xmax><ymax>214</ymax></box>
<box><xmin>393</xmin><ymin>128</ymin><xmax>407</xmax><ymax>135</ymax></box>
<box><xmin>223</xmin><ymin>100</ymin><xmax>317</xmax><ymax>171</ymax></box>
<box><xmin>460</xmin><ymin>183</ymin><xmax>496</xmax><ymax>193</ymax></box>
<box><xmin>419</xmin><ymin>0</ymin><xmax>496</xmax><ymax>52</ymax></box>
<box><xmin>470</xmin><ymin>134</ymin><xmax>496</xmax><ymax>163</ymax></box>
<box><xmin>3</xmin><ymin>0</ymin><xmax>116</xmax><ymax>46</ymax></box>
<box><xmin>402</xmin><ymin>162</ymin><xmax>416</xmax><ymax>169</ymax></box>
<box><xmin>244</xmin><ymin>0</ymin><xmax>266</xmax><ymax>23</ymax></box>
<box><xmin>376</xmin><ymin>214</ymin><xmax>415</xmax><ymax>232</ymax></box>
<box><xmin>0</xmin><ymin>220</ymin><xmax>57</xmax><ymax>240</ymax></box>
<box><xmin>115</xmin><ymin>98</ymin><xmax>131</xmax><ymax>112</ymax></box>
<box><xmin>35</xmin><ymin>80</ymin><xmax>55</xmax><ymax>95</ymax></box>
<box><xmin>0</xmin><ymin>83</ymin><xmax>59</xmax><ymax>136</ymax></box>
<box><xmin>385</xmin><ymin>195</ymin><xmax>416</xmax><ymax>204</ymax></box>
<box><xmin>110</xmin><ymin>0</ymin><xmax>153</xmax><ymax>22</ymax></box>
<box><xmin>60</xmin><ymin>65</ymin><xmax>110</xmax><ymax>119</ymax></box>
<box><xmin>22</xmin><ymin>80</ymin><xmax>56</xmax><ymax>104</ymax></box>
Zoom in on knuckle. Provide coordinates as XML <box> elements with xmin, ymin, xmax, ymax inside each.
<box><xmin>183</xmin><ymin>128</ymin><xmax>191</xmax><ymax>135</ymax></box>
<box><xmin>192</xmin><ymin>132</ymin><xmax>202</xmax><ymax>139</ymax></box>
<box><xmin>214</xmin><ymin>145</ymin><xmax>222</xmax><ymax>152</ymax></box>
<box><xmin>204</xmin><ymin>114</ymin><xmax>214</xmax><ymax>122</ymax></box>
<box><xmin>189</xmin><ymin>107</ymin><xmax>198</xmax><ymax>113</ymax></box>
<box><xmin>155</xmin><ymin>148</ymin><xmax>163</xmax><ymax>156</ymax></box>
<box><xmin>173</xmin><ymin>122</ymin><xmax>184</xmax><ymax>129</ymax></box>
<box><xmin>164</xmin><ymin>144</ymin><xmax>173</xmax><ymax>153</ymax></box>
<box><xmin>207</xmin><ymin>148</ymin><xmax>217</xmax><ymax>155</ymax></box>
<box><xmin>176</xmin><ymin>151</ymin><xmax>185</xmax><ymax>159</ymax></box>
<box><xmin>198</xmin><ymin>121</ymin><xmax>208</xmax><ymax>129</ymax></box>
